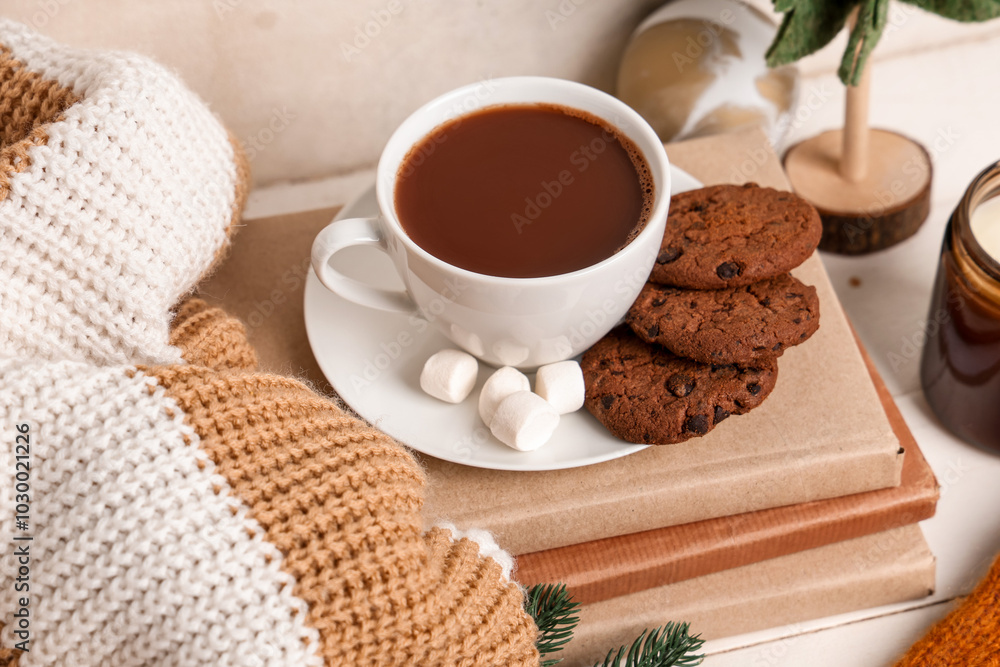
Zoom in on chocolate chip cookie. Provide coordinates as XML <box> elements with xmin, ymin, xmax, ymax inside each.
<box><xmin>651</xmin><ymin>183</ymin><xmax>822</xmax><ymax>289</ymax></box>
<box><xmin>626</xmin><ymin>274</ymin><xmax>820</xmax><ymax>365</ymax></box>
<box><xmin>581</xmin><ymin>326</ymin><xmax>778</xmax><ymax>444</ymax></box>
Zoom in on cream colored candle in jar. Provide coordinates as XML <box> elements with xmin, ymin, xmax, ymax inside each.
<box><xmin>971</xmin><ymin>195</ymin><xmax>1000</xmax><ymax>262</ymax></box>
<box><xmin>921</xmin><ymin>162</ymin><xmax>1000</xmax><ymax>453</ymax></box>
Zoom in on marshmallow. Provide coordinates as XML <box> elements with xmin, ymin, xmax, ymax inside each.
<box><xmin>479</xmin><ymin>366</ymin><xmax>531</xmax><ymax>426</ymax></box>
<box><xmin>535</xmin><ymin>360</ymin><xmax>585</xmax><ymax>414</ymax></box>
<box><xmin>420</xmin><ymin>349</ymin><xmax>479</xmax><ymax>403</ymax></box>
<box><xmin>490</xmin><ymin>391</ymin><xmax>560</xmax><ymax>451</ymax></box>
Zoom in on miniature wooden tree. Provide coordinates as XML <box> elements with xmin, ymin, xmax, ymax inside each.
<box><xmin>766</xmin><ymin>0</ymin><xmax>1000</xmax><ymax>254</ymax></box>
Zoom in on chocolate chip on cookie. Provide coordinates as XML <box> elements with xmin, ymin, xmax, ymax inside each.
<box><xmin>651</xmin><ymin>183</ymin><xmax>822</xmax><ymax>289</ymax></box>
<box><xmin>626</xmin><ymin>273</ymin><xmax>820</xmax><ymax>365</ymax></box>
<box><xmin>581</xmin><ymin>327</ymin><xmax>778</xmax><ymax>445</ymax></box>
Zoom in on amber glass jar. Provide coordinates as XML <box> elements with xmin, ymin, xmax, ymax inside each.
<box><xmin>921</xmin><ymin>162</ymin><xmax>1000</xmax><ymax>452</ymax></box>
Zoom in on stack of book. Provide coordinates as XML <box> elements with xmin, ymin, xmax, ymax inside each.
<box><xmin>196</xmin><ymin>125</ymin><xmax>938</xmax><ymax>666</ymax></box>
<box><xmin>419</xmin><ymin>128</ymin><xmax>937</xmax><ymax>665</ymax></box>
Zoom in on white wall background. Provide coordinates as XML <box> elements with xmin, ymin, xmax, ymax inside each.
<box><xmin>4</xmin><ymin>0</ymin><xmax>999</xmax><ymax>186</ymax></box>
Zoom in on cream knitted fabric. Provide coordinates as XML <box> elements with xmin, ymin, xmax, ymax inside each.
<box><xmin>0</xmin><ymin>359</ymin><xmax>324</xmax><ymax>666</ymax></box>
<box><xmin>0</xmin><ymin>19</ymin><xmax>248</xmax><ymax>367</ymax></box>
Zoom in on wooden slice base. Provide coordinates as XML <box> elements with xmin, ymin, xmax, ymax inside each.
<box><xmin>783</xmin><ymin>129</ymin><xmax>932</xmax><ymax>255</ymax></box>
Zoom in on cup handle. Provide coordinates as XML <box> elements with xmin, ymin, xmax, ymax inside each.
<box><xmin>311</xmin><ymin>217</ymin><xmax>415</xmax><ymax>313</ymax></box>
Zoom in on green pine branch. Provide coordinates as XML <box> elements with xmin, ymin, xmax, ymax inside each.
<box><xmin>524</xmin><ymin>583</ymin><xmax>705</xmax><ymax>667</ymax></box>
<box><xmin>525</xmin><ymin>583</ymin><xmax>581</xmax><ymax>665</ymax></box>
<box><xmin>594</xmin><ymin>623</ymin><xmax>706</xmax><ymax>667</ymax></box>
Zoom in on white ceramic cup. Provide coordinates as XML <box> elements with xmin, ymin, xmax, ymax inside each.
<box><xmin>311</xmin><ymin>76</ymin><xmax>671</xmax><ymax>369</ymax></box>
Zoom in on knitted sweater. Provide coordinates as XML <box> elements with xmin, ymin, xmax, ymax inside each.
<box><xmin>0</xmin><ymin>20</ymin><xmax>538</xmax><ymax>666</ymax></box>
<box><xmin>894</xmin><ymin>554</ymin><xmax>1000</xmax><ymax>666</ymax></box>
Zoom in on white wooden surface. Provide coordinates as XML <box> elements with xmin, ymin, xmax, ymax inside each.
<box><xmin>247</xmin><ymin>23</ymin><xmax>1000</xmax><ymax>666</ymax></box>
<box><xmin>701</xmin><ymin>28</ymin><xmax>1000</xmax><ymax>667</ymax></box>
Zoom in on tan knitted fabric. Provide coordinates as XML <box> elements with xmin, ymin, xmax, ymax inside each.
<box><xmin>144</xmin><ymin>299</ymin><xmax>540</xmax><ymax>666</ymax></box>
<box><xmin>168</xmin><ymin>298</ymin><xmax>259</xmax><ymax>371</ymax></box>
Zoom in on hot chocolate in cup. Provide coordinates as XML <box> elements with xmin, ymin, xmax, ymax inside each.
<box><xmin>311</xmin><ymin>76</ymin><xmax>672</xmax><ymax>369</ymax></box>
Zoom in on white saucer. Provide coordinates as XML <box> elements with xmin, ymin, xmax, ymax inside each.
<box><xmin>303</xmin><ymin>165</ymin><xmax>702</xmax><ymax>471</ymax></box>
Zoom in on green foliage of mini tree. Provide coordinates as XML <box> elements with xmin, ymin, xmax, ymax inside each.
<box><xmin>766</xmin><ymin>0</ymin><xmax>1000</xmax><ymax>85</ymax></box>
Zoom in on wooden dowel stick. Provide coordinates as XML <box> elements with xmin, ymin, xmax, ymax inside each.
<box><xmin>841</xmin><ymin>9</ymin><xmax>870</xmax><ymax>183</ymax></box>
